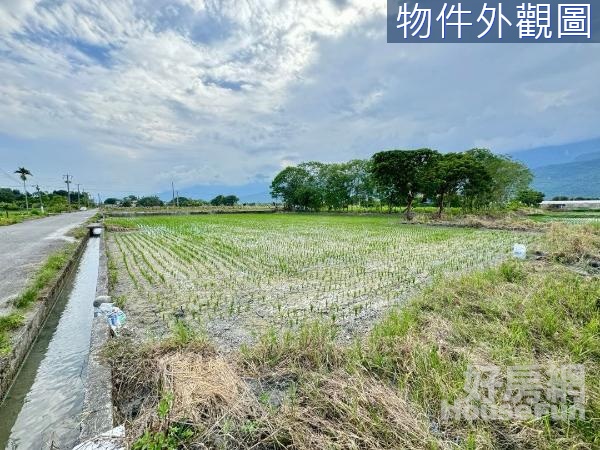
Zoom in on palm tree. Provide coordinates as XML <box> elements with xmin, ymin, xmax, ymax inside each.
<box><xmin>14</xmin><ymin>167</ymin><xmax>32</xmax><ymax>210</ymax></box>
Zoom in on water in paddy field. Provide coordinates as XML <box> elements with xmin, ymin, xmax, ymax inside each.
<box><xmin>0</xmin><ymin>238</ymin><xmax>100</xmax><ymax>450</ymax></box>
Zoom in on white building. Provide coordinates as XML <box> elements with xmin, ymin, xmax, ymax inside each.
<box><xmin>541</xmin><ymin>200</ymin><xmax>600</xmax><ymax>210</ymax></box>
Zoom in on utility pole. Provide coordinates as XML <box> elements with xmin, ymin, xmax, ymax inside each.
<box><xmin>176</xmin><ymin>191</ymin><xmax>180</xmax><ymax>207</ymax></box>
<box><xmin>63</xmin><ymin>174</ymin><xmax>72</xmax><ymax>209</ymax></box>
<box><xmin>35</xmin><ymin>185</ymin><xmax>44</xmax><ymax>213</ymax></box>
<box><xmin>76</xmin><ymin>183</ymin><xmax>81</xmax><ymax>209</ymax></box>
<box><xmin>97</xmin><ymin>193</ymin><xmax>101</xmax><ymax>207</ymax></box>
<box><xmin>171</xmin><ymin>181</ymin><xmax>175</xmax><ymax>207</ymax></box>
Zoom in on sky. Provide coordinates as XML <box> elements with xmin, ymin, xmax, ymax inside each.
<box><xmin>0</xmin><ymin>0</ymin><xmax>599</xmax><ymax>199</ymax></box>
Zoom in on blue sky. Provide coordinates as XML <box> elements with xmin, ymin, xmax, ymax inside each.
<box><xmin>0</xmin><ymin>0</ymin><xmax>599</xmax><ymax>199</ymax></box>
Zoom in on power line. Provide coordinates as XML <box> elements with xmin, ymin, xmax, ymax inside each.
<box><xmin>0</xmin><ymin>168</ymin><xmax>21</xmax><ymax>184</ymax></box>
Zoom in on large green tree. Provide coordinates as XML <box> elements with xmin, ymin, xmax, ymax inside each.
<box><xmin>346</xmin><ymin>159</ymin><xmax>376</xmax><ymax>207</ymax></box>
<box><xmin>271</xmin><ymin>165</ymin><xmax>323</xmax><ymax>211</ymax></box>
<box><xmin>137</xmin><ymin>196</ymin><xmax>164</xmax><ymax>207</ymax></box>
<box><xmin>464</xmin><ymin>148</ymin><xmax>533</xmax><ymax>208</ymax></box>
<box><xmin>371</xmin><ymin>149</ymin><xmax>439</xmax><ymax>219</ymax></box>
<box><xmin>321</xmin><ymin>163</ymin><xmax>353</xmax><ymax>210</ymax></box>
<box><xmin>423</xmin><ymin>153</ymin><xmax>491</xmax><ymax>217</ymax></box>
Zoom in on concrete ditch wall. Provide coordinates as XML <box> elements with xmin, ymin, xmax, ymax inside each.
<box><xmin>0</xmin><ymin>235</ymin><xmax>89</xmax><ymax>403</ymax></box>
<box><xmin>80</xmin><ymin>232</ymin><xmax>114</xmax><ymax>442</ymax></box>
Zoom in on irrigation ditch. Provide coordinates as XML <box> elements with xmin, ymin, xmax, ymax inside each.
<box><xmin>0</xmin><ymin>227</ymin><xmax>115</xmax><ymax>449</ymax></box>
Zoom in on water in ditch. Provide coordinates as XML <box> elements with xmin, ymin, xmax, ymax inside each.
<box><xmin>0</xmin><ymin>237</ymin><xmax>100</xmax><ymax>450</ymax></box>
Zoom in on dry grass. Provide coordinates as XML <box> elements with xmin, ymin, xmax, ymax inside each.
<box><xmin>161</xmin><ymin>352</ymin><xmax>255</xmax><ymax>423</ymax></box>
<box><xmin>274</xmin><ymin>370</ymin><xmax>438</xmax><ymax>449</ymax></box>
<box><xmin>543</xmin><ymin>223</ymin><xmax>600</xmax><ymax>264</ymax></box>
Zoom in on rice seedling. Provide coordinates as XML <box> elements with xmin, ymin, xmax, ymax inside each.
<box><xmin>106</xmin><ymin>214</ymin><xmax>540</xmax><ymax>344</ymax></box>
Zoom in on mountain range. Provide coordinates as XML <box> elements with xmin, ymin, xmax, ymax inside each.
<box><xmin>161</xmin><ymin>138</ymin><xmax>600</xmax><ymax>203</ymax></box>
<box><xmin>508</xmin><ymin>137</ymin><xmax>600</xmax><ymax>199</ymax></box>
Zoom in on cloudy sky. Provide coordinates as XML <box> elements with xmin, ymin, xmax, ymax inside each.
<box><xmin>0</xmin><ymin>0</ymin><xmax>599</xmax><ymax>198</ymax></box>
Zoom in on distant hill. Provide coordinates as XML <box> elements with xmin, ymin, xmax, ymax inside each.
<box><xmin>531</xmin><ymin>157</ymin><xmax>600</xmax><ymax>199</ymax></box>
<box><xmin>159</xmin><ymin>181</ymin><xmax>272</xmax><ymax>204</ymax></box>
<box><xmin>507</xmin><ymin>138</ymin><xmax>600</xmax><ymax>199</ymax></box>
<box><xmin>508</xmin><ymin>138</ymin><xmax>600</xmax><ymax>169</ymax></box>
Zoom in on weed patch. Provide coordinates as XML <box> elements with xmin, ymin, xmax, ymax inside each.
<box><xmin>14</xmin><ymin>243</ymin><xmax>76</xmax><ymax>309</ymax></box>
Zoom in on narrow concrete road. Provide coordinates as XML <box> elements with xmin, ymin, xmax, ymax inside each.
<box><xmin>0</xmin><ymin>210</ymin><xmax>97</xmax><ymax>311</ymax></box>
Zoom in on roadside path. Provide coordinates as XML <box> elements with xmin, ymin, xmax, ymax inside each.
<box><xmin>0</xmin><ymin>210</ymin><xmax>97</xmax><ymax>310</ymax></box>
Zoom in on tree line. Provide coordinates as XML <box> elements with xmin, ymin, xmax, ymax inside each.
<box><xmin>270</xmin><ymin>148</ymin><xmax>542</xmax><ymax>218</ymax></box>
<box><xmin>1</xmin><ymin>167</ymin><xmax>94</xmax><ymax>213</ymax></box>
<box><xmin>0</xmin><ymin>187</ymin><xmax>93</xmax><ymax>212</ymax></box>
<box><xmin>103</xmin><ymin>194</ymin><xmax>241</xmax><ymax>207</ymax></box>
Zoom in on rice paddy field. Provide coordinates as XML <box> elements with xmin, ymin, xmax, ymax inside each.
<box><xmin>106</xmin><ymin>214</ymin><xmax>540</xmax><ymax>347</ymax></box>
<box><xmin>529</xmin><ymin>210</ymin><xmax>600</xmax><ymax>224</ymax></box>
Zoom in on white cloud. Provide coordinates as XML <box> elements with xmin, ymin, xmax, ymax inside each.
<box><xmin>0</xmin><ymin>1</ymin><xmax>599</xmax><ymax>194</ymax></box>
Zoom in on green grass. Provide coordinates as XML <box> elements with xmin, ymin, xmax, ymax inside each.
<box><xmin>528</xmin><ymin>210</ymin><xmax>600</xmax><ymax>224</ymax></box>
<box><xmin>241</xmin><ymin>232</ymin><xmax>600</xmax><ymax>448</ymax></box>
<box><xmin>0</xmin><ymin>313</ymin><xmax>25</xmax><ymax>355</ymax></box>
<box><xmin>0</xmin><ymin>209</ymin><xmax>47</xmax><ymax>226</ymax></box>
<box><xmin>14</xmin><ymin>244</ymin><xmax>76</xmax><ymax>308</ymax></box>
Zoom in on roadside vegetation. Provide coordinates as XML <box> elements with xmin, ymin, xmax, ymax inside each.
<box><xmin>106</xmin><ymin>222</ymin><xmax>599</xmax><ymax>449</ymax></box>
<box><xmin>0</xmin><ymin>208</ymin><xmax>47</xmax><ymax>226</ymax></box>
<box><xmin>0</xmin><ymin>313</ymin><xmax>24</xmax><ymax>355</ymax></box>
<box><xmin>0</xmin><ymin>184</ymin><xmax>95</xmax><ymax>227</ymax></box>
<box><xmin>13</xmin><ymin>243</ymin><xmax>77</xmax><ymax>309</ymax></box>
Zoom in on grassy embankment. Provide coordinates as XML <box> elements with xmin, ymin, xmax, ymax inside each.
<box><xmin>105</xmin><ymin>222</ymin><xmax>599</xmax><ymax>449</ymax></box>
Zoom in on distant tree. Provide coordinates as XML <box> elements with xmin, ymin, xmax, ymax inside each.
<box><xmin>0</xmin><ymin>188</ymin><xmax>19</xmax><ymax>203</ymax></box>
<box><xmin>371</xmin><ymin>149</ymin><xmax>439</xmax><ymax>219</ymax></box>
<box><xmin>271</xmin><ymin>166</ymin><xmax>323</xmax><ymax>210</ymax></box>
<box><xmin>14</xmin><ymin>167</ymin><xmax>32</xmax><ymax>210</ymax></box>
<box><xmin>104</xmin><ymin>198</ymin><xmax>120</xmax><ymax>205</ymax></box>
<box><xmin>517</xmin><ymin>189</ymin><xmax>545</xmax><ymax>206</ymax></box>
<box><xmin>120</xmin><ymin>195</ymin><xmax>138</xmax><ymax>207</ymax></box>
<box><xmin>552</xmin><ymin>196</ymin><xmax>570</xmax><ymax>201</ymax></box>
<box><xmin>223</xmin><ymin>195</ymin><xmax>239</xmax><ymax>206</ymax></box>
<box><xmin>209</xmin><ymin>195</ymin><xmax>240</xmax><ymax>206</ymax></box>
<box><xmin>210</xmin><ymin>195</ymin><xmax>226</xmax><ymax>206</ymax></box>
<box><xmin>423</xmin><ymin>152</ymin><xmax>491</xmax><ymax>217</ymax></box>
<box><xmin>137</xmin><ymin>196</ymin><xmax>164</xmax><ymax>207</ymax></box>
<box><xmin>167</xmin><ymin>196</ymin><xmax>189</xmax><ymax>207</ymax></box>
